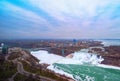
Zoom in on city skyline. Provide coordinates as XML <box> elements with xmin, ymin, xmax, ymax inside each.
<box><xmin>0</xmin><ymin>0</ymin><xmax>120</xmax><ymax>39</ymax></box>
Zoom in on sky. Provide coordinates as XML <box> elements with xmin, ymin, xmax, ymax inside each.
<box><xmin>0</xmin><ymin>0</ymin><xmax>120</xmax><ymax>39</ymax></box>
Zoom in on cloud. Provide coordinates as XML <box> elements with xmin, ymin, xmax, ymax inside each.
<box><xmin>0</xmin><ymin>0</ymin><xmax>120</xmax><ymax>39</ymax></box>
<box><xmin>28</xmin><ymin>0</ymin><xmax>120</xmax><ymax>19</ymax></box>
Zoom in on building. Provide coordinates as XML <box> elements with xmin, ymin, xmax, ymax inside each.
<box><xmin>0</xmin><ymin>43</ymin><xmax>8</xmax><ymax>54</ymax></box>
<box><xmin>73</xmin><ymin>39</ymin><xmax>77</xmax><ymax>45</ymax></box>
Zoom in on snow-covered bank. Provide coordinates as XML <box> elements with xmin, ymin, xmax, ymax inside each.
<box><xmin>31</xmin><ymin>50</ymin><xmax>120</xmax><ymax>81</ymax></box>
<box><xmin>31</xmin><ymin>50</ymin><xmax>74</xmax><ymax>80</ymax></box>
<box><xmin>31</xmin><ymin>50</ymin><xmax>64</xmax><ymax>64</ymax></box>
<box><xmin>31</xmin><ymin>50</ymin><xmax>120</xmax><ymax>69</ymax></box>
<box><xmin>57</xmin><ymin>52</ymin><xmax>104</xmax><ymax>65</ymax></box>
<box><xmin>31</xmin><ymin>50</ymin><xmax>104</xmax><ymax>65</ymax></box>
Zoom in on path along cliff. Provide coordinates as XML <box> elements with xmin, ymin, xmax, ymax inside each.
<box><xmin>3</xmin><ymin>47</ymin><xmax>74</xmax><ymax>81</ymax></box>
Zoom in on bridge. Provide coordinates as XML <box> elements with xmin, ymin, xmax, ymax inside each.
<box><xmin>29</xmin><ymin>47</ymin><xmax>51</xmax><ymax>52</ymax></box>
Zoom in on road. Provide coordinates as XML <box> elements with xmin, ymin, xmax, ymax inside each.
<box><xmin>5</xmin><ymin>54</ymin><xmax>56</xmax><ymax>81</ymax></box>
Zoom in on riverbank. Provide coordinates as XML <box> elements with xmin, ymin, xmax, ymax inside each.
<box><xmin>1</xmin><ymin>39</ymin><xmax>120</xmax><ymax>81</ymax></box>
<box><xmin>31</xmin><ymin>49</ymin><xmax>120</xmax><ymax>81</ymax></box>
<box><xmin>0</xmin><ymin>47</ymin><xmax>75</xmax><ymax>81</ymax></box>
<box><xmin>89</xmin><ymin>46</ymin><xmax>120</xmax><ymax>67</ymax></box>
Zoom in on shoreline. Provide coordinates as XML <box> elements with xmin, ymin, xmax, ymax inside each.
<box><xmin>31</xmin><ymin>49</ymin><xmax>120</xmax><ymax>81</ymax></box>
<box><xmin>1</xmin><ymin>39</ymin><xmax>120</xmax><ymax>81</ymax></box>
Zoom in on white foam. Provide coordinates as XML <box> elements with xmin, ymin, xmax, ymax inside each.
<box><xmin>31</xmin><ymin>50</ymin><xmax>120</xmax><ymax>70</ymax></box>
<box><xmin>74</xmin><ymin>75</ymin><xmax>95</xmax><ymax>81</ymax></box>
<box><xmin>31</xmin><ymin>50</ymin><xmax>104</xmax><ymax>65</ymax></box>
<box><xmin>57</xmin><ymin>52</ymin><xmax>104</xmax><ymax>65</ymax></box>
<box><xmin>47</xmin><ymin>65</ymin><xmax>74</xmax><ymax>79</ymax></box>
<box><xmin>31</xmin><ymin>50</ymin><xmax>120</xmax><ymax>81</ymax></box>
<box><xmin>97</xmin><ymin>64</ymin><xmax>120</xmax><ymax>70</ymax></box>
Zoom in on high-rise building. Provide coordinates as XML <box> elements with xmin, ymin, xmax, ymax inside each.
<box><xmin>1</xmin><ymin>43</ymin><xmax>8</xmax><ymax>54</ymax></box>
<box><xmin>73</xmin><ymin>39</ymin><xmax>77</xmax><ymax>45</ymax></box>
<box><xmin>61</xmin><ymin>49</ymin><xmax>65</xmax><ymax>56</ymax></box>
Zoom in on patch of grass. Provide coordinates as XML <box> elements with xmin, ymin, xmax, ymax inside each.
<box><xmin>14</xmin><ymin>73</ymin><xmax>26</xmax><ymax>81</ymax></box>
<box><xmin>14</xmin><ymin>73</ymin><xmax>39</xmax><ymax>81</ymax></box>
<box><xmin>0</xmin><ymin>61</ymin><xmax>17</xmax><ymax>81</ymax></box>
<box><xmin>21</xmin><ymin>61</ymin><xmax>68</xmax><ymax>81</ymax></box>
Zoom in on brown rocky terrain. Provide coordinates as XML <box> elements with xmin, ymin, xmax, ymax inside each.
<box><xmin>89</xmin><ymin>46</ymin><xmax>120</xmax><ymax>67</ymax></box>
<box><xmin>1</xmin><ymin>40</ymin><xmax>120</xmax><ymax>81</ymax></box>
<box><xmin>50</xmin><ymin>46</ymin><xmax>86</xmax><ymax>56</ymax></box>
<box><xmin>101</xmin><ymin>46</ymin><xmax>120</xmax><ymax>67</ymax></box>
<box><xmin>0</xmin><ymin>47</ymin><xmax>74</xmax><ymax>81</ymax></box>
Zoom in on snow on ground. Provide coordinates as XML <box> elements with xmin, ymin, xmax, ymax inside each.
<box><xmin>31</xmin><ymin>50</ymin><xmax>120</xmax><ymax>80</ymax></box>
<box><xmin>31</xmin><ymin>50</ymin><xmax>103</xmax><ymax>65</ymax></box>
<box><xmin>31</xmin><ymin>50</ymin><xmax>120</xmax><ymax>70</ymax></box>
<box><xmin>31</xmin><ymin>50</ymin><xmax>74</xmax><ymax>79</ymax></box>
<box><xmin>31</xmin><ymin>50</ymin><xmax>64</xmax><ymax>64</ymax></box>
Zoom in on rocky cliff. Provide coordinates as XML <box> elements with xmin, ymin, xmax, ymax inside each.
<box><xmin>0</xmin><ymin>47</ymin><xmax>74</xmax><ymax>81</ymax></box>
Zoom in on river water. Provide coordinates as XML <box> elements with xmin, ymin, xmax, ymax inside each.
<box><xmin>53</xmin><ymin>63</ymin><xmax>120</xmax><ymax>81</ymax></box>
<box><xmin>31</xmin><ymin>39</ymin><xmax>120</xmax><ymax>81</ymax></box>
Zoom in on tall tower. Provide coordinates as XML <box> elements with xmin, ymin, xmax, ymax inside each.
<box><xmin>61</xmin><ymin>49</ymin><xmax>65</xmax><ymax>56</ymax></box>
<box><xmin>73</xmin><ymin>39</ymin><xmax>77</xmax><ymax>45</ymax></box>
<box><xmin>1</xmin><ymin>43</ymin><xmax>8</xmax><ymax>54</ymax></box>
